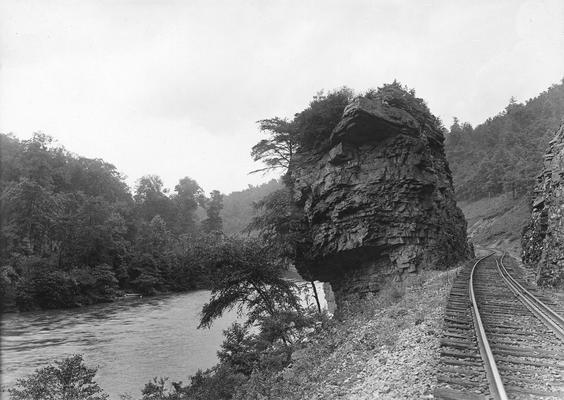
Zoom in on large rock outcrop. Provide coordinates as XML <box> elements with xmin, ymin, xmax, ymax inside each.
<box><xmin>291</xmin><ymin>95</ymin><xmax>471</xmax><ymax>306</ymax></box>
<box><xmin>522</xmin><ymin>121</ymin><xmax>564</xmax><ymax>288</ymax></box>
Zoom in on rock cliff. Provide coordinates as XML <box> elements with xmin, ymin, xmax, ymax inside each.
<box><xmin>291</xmin><ymin>92</ymin><xmax>471</xmax><ymax>306</ymax></box>
<box><xmin>522</xmin><ymin>121</ymin><xmax>564</xmax><ymax>288</ymax></box>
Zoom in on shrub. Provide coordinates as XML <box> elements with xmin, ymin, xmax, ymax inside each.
<box><xmin>71</xmin><ymin>264</ymin><xmax>119</xmax><ymax>304</ymax></box>
<box><xmin>8</xmin><ymin>354</ymin><xmax>108</xmax><ymax>400</ymax></box>
<box><xmin>217</xmin><ymin>324</ymin><xmax>261</xmax><ymax>376</ymax></box>
<box><xmin>16</xmin><ymin>269</ymin><xmax>78</xmax><ymax>310</ymax></box>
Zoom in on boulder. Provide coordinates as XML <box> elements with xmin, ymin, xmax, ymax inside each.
<box><xmin>291</xmin><ymin>95</ymin><xmax>472</xmax><ymax>307</ymax></box>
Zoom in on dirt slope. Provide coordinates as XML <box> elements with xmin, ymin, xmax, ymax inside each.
<box><xmin>459</xmin><ymin>193</ymin><xmax>530</xmax><ymax>259</ymax></box>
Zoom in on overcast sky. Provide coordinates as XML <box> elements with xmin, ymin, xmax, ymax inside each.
<box><xmin>1</xmin><ymin>0</ymin><xmax>563</xmax><ymax>194</ymax></box>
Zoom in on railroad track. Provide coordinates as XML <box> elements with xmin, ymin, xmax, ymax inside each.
<box><xmin>434</xmin><ymin>252</ymin><xmax>564</xmax><ymax>400</ymax></box>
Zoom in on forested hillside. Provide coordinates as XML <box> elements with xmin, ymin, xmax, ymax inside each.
<box><xmin>221</xmin><ymin>180</ymin><xmax>282</xmax><ymax>236</ymax></box>
<box><xmin>0</xmin><ymin>133</ymin><xmax>228</xmax><ymax>311</ymax></box>
<box><xmin>445</xmin><ymin>79</ymin><xmax>564</xmax><ymax>200</ymax></box>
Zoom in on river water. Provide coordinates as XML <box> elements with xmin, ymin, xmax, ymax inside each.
<box><xmin>1</xmin><ymin>291</ymin><xmax>239</xmax><ymax>399</ymax></box>
<box><xmin>1</xmin><ymin>283</ymin><xmax>332</xmax><ymax>399</ymax></box>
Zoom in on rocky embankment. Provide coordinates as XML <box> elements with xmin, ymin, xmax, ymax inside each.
<box><xmin>235</xmin><ymin>269</ymin><xmax>459</xmax><ymax>400</ymax></box>
<box><xmin>522</xmin><ymin>121</ymin><xmax>564</xmax><ymax>288</ymax></box>
<box><xmin>290</xmin><ymin>91</ymin><xmax>472</xmax><ymax>306</ymax></box>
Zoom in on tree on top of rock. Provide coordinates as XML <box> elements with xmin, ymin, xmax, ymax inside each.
<box><xmin>251</xmin><ymin>87</ymin><xmax>354</xmax><ymax>176</ymax></box>
<box><xmin>365</xmin><ymin>80</ymin><xmax>444</xmax><ymax>131</ymax></box>
<box><xmin>251</xmin><ymin>117</ymin><xmax>297</xmax><ymax>174</ymax></box>
<box><xmin>293</xmin><ymin>87</ymin><xmax>354</xmax><ymax>151</ymax></box>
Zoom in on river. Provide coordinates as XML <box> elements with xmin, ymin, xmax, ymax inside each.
<box><xmin>1</xmin><ymin>291</ymin><xmax>239</xmax><ymax>399</ymax></box>
<box><xmin>1</xmin><ymin>282</ymin><xmax>332</xmax><ymax>399</ymax></box>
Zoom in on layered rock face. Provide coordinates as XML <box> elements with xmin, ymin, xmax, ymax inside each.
<box><xmin>291</xmin><ymin>96</ymin><xmax>471</xmax><ymax>305</ymax></box>
<box><xmin>522</xmin><ymin>121</ymin><xmax>564</xmax><ymax>288</ymax></box>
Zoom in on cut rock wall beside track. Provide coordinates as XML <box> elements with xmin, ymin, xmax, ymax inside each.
<box><xmin>523</xmin><ymin>121</ymin><xmax>564</xmax><ymax>288</ymax></box>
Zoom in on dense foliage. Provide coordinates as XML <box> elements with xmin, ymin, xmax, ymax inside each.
<box><xmin>8</xmin><ymin>354</ymin><xmax>108</xmax><ymax>400</ymax></box>
<box><xmin>445</xmin><ymin>79</ymin><xmax>564</xmax><ymax>200</ymax></box>
<box><xmin>0</xmin><ymin>133</ymin><xmax>224</xmax><ymax>311</ymax></box>
<box><xmin>250</xmin><ymin>87</ymin><xmax>355</xmax><ymax>174</ymax></box>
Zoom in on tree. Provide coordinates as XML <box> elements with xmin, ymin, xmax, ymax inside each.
<box><xmin>19</xmin><ymin>132</ymin><xmax>57</xmax><ymax>189</ymax></box>
<box><xmin>250</xmin><ymin>87</ymin><xmax>354</xmax><ymax>176</ymax></box>
<box><xmin>201</xmin><ymin>190</ymin><xmax>223</xmax><ymax>234</ymax></box>
<box><xmin>217</xmin><ymin>323</ymin><xmax>261</xmax><ymax>375</ymax></box>
<box><xmin>250</xmin><ymin>118</ymin><xmax>297</xmax><ymax>174</ymax></box>
<box><xmin>8</xmin><ymin>354</ymin><xmax>108</xmax><ymax>400</ymax></box>
<box><xmin>134</xmin><ymin>175</ymin><xmax>175</xmax><ymax>225</ymax></box>
<box><xmin>17</xmin><ymin>269</ymin><xmax>77</xmax><ymax>310</ymax></box>
<box><xmin>71</xmin><ymin>264</ymin><xmax>119</xmax><ymax>303</ymax></box>
<box><xmin>58</xmin><ymin>194</ymin><xmax>129</xmax><ymax>268</ymax></box>
<box><xmin>139</xmin><ymin>378</ymin><xmax>187</xmax><ymax>400</ymax></box>
<box><xmin>365</xmin><ymin>81</ymin><xmax>443</xmax><ymax>132</ymax></box>
<box><xmin>293</xmin><ymin>87</ymin><xmax>354</xmax><ymax>150</ymax></box>
<box><xmin>68</xmin><ymin>157</ymin><xmax>131</xmax><ymax>203</ymax></box>
<box><xmin>2</xmin><ymin>178</ymin><xmax>62</xmax><ymax>255</ymax></box>
<box><xmin>505</xmin><ymin>96</ymin><xmax>519</xmax><ymax>113</ymax></box>
<box><xmin>446</xmin><ymin>117</ymin><xmax>463</xmax><ymax>147</ymax></box>
<box><xmin>172</xmin><ymin>176</ymin><xmax>203</xmax><ymax>235</ymax></box>
<box><xmin>246</xmin><ymin>188</ymin><xmax>322</xmax><ymax>313</ymax></box>
<box><xmin>199</xmin><ymin>238</ymin><xmax>301</xmax><ymax>336</ymax></box>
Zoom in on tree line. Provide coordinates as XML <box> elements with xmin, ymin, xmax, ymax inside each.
<box><xmin>0</xmin><ymin>132</ymin><xmax>225</xmax><ymax>311</ymax></box>
<box><xmin>445</xmin><ymin>79</ymin><xmax>564</xmax><ymax>201</ymax></box>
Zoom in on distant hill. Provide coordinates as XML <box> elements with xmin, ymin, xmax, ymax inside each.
<box><xmin>458</xmin><ymin>193</ymin><xmax>529</xmax><ymax>256</ymax></box>
<box><xmin>445</xmin><ymin>79</ymin><xmax>564</xmax><ymax>201</ymax></box>
<box><xmin>221</xmin><ymin>179</ymin><xmax>282</xmax><ymax>236</ymax></box>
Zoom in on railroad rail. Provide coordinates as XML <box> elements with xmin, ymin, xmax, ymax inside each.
<box><xmin>435</xmin><ymin>252</ymin><xmax>564</xmax><ymax>400</ymax></box>
<box><xmin>497</xmin><ymin>254</ymin><xmax>564</xmax><ymax>341</ymax></box>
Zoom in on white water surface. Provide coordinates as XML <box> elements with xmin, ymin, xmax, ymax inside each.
<box><xmin>1</xmin><ymin>291</ymin><xmax>238</xmax><ymax>399</ymax></box>
<box><xmin>1</xmin><ymin>282</ymin><xmax>332</xmax><ymax>399</ymax></box>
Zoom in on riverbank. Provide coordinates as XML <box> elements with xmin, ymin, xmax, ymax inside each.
<box><xmin>232</xmin><ymin>267</ymin><xmax>459</xmax><ymax>400</ymax></box>
<box><xmin>0</xmin><ymin>290</ymin><xmax>239</xmax><ymax>399</ymax></box>
<box><xmin>1</xmin><ymin>283</ymin><xmax>211</xmax><ymax>314</ymax></box>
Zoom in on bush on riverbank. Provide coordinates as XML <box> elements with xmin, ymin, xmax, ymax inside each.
<box><xmin>5</xmin><ymin>234</ymin><xmax>217</xmax><ymax>311</ymax></box>
<box><xmin>7</xmin><ymin>354</ymin><xmax>108</xmax><ymax>400</ymax></box>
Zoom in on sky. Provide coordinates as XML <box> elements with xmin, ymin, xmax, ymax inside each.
<box><xmin>1</xmin><ymin>0</ymin><xmax>563</xmax><ymax>194</ymax></box>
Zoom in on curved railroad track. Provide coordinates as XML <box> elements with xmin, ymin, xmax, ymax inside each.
<box><xmin>435</xmin><ymin>252</ymin><xmax>564</xmax><ymax>400</ymax></box>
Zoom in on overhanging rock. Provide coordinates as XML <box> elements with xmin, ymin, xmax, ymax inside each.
<box><xmin>291</xmin><ymin>94</ymin><xmax>472</xmax><ymax>307</ymax></box>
